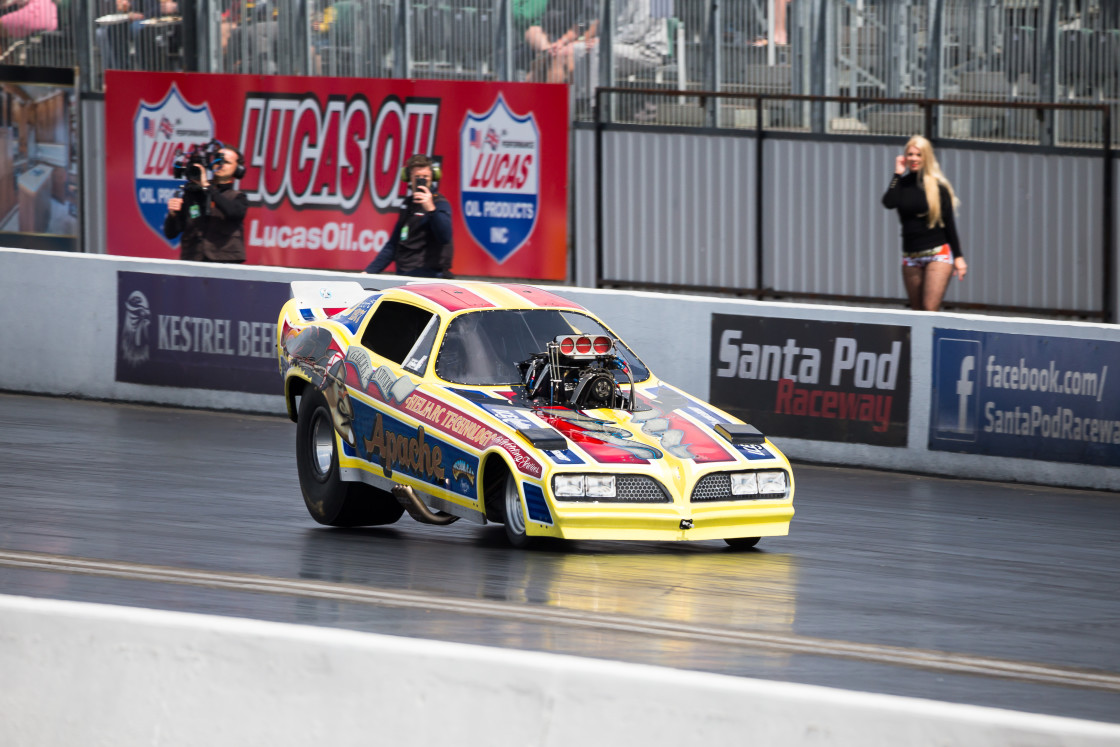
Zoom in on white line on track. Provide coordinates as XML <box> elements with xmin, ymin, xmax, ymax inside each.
<box><xmin>3</xmin><ymin>549</ymin><xmax>1118</xmax><ymax>693</ymax></box>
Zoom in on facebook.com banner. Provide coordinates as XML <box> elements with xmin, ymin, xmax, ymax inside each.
<box><xmin>930</xmin><ymin>329</ymin><xmax>1120</xmax><ymax>467</ymax></box>
<box><xmin>116</xmin><ymin>271</ymin><xmax>290</xmax><ymax>394</ymax></box>
<box><xmin>104</xmin><ymin>71</ymin><xmax>569</xmax><ymax>280</ymax></box>
<box><xmin>709</xmin><ymin>314</ymin><xmax>911</xmax><ymax>447</ymax></box>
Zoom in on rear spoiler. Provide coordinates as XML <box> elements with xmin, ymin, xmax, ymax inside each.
<box><xmin>289</xmin><ymin>281</ymin><xmax>373</xmax><ymax>313</ymax></box>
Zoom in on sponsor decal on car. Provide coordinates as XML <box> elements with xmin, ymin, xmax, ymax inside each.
<box><xmin>399</xmin><ymin>391</ymin><xmax>543</xmax><ymax>478</ymax></box>
<box><xmin>330</xmin><ymin>295</ymin><xmax>380</xmax><ymax>334</ymax></box>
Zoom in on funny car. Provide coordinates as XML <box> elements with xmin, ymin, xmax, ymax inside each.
<box><xmin>277</xmin><ymin>280</ymin><xmax>794</xmax><ymax>548</ymax></box>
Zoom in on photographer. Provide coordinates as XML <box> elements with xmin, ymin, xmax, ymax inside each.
<box><xmin>364</xmin><ymin>154</ymin><xmax>453</xmax><ymax>277</ymax></box>
<box><xmin>163</xmin><ymin>144</ymin><xmax>248</xmax><ymax>263</ymax></box>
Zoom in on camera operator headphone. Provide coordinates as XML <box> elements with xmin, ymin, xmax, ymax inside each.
<box><xmin>399</xmin><ymin>163</ymin><xmax>442</xmax><ymax>183</ymax></box>
<box><xmin>211</xmin><ymin>147</ymin><xmax>246</xmax><ymax>180</ymax></box>
<box><xmin>231</xmin><ymin>150</ymin><xmax>246</xmax><ymax>180</ymax></box>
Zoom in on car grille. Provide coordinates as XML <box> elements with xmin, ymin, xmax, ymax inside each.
<box><xmin>617</xmin><ymin>476</ymin><xmax>671</xmax><ymax>502</ymax></box>
<box><xmin>555</xmin><ymin>475</ymin><xmax>671</xmax><ymax>503</ymax></box>
<box><xmin>691</xmin><ymin>472</ymin><xmax>786</xmax><ymax>502</ymax></box>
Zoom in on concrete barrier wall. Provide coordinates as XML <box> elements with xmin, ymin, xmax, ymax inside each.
<box><xmin>4</xmin><ymin>594</ymin><xmax>1119</xmax><ymax>747</ymax></box>
<box><xmin>2</xmin><ymin>247</ymin><xmax>1117</xmax><ymax>489</ymax></box>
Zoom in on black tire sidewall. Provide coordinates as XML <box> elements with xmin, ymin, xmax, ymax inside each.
<box><xmin>296</xmin><ymin>387</ymin><xmax>346</xmax><ymax>525</ymax></box>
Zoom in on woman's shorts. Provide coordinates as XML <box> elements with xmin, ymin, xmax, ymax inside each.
<box><xmin>902</xmin><ymin>244</ymin><xmax>953</xmax><ymax>268</ymax></box>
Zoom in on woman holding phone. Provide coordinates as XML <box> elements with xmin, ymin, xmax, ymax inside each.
<box><xmin>882</xmin><ymin>135</ymin><xmax>967</xmax><ymax>311</ymax></box>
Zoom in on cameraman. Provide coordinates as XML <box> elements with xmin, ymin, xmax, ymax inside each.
<box><xmin>364</xmin><ymin>154</ymin><xmax>453</xmax><ymax>277</ymax></box>
<box><xmin>163</xmin><ymin>145</ymin><xmax>248</xmax><ymax>263</ymax></box>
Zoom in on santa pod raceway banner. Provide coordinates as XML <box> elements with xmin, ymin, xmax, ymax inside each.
<box><xmin>103</xmin><ymin>71</ymin><xmax>569</xmax><ymax>279</ymax></box>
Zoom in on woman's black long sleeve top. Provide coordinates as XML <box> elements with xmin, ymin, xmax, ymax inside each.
<box><xmin>881</xmin><ymin>171</ymin><xmax>963</xmax><ymax>259</ymax></box>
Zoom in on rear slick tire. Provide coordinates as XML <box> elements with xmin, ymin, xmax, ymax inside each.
<box><xmin>296</xmin><ymin>387</ymin><xmax>404</xmax><ymax>527</ymax></box>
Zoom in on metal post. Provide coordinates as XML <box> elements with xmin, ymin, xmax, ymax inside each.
<box><xmin>495</xmin><ymin>0</ymin><xmax>512</xmax><ymax>81</ymax></box>
<box><xmin>599</xmin><ymin>0</ymin><xmax>614</xmax><ymax>122</ymax></box>
<box><xmin>1104</xmin><ymin>107</ymin><xmax>1115</xmax><ymax>323</ymax></box>
<box><xmin>394</xmin><ymin>0</ymin><xmax>412</xmax><ymax>78</ymax></box>
<box><xmin>283</xmin><ymin>0</ymin><xmax>311</xmax><ymax>76</ymax></box>
<box><xmin>594</xmin><ymin>89</ymin><xmax>604</xmax><ymax>288</ymax></box>
<box><xmin>704</xmin><ymin>0</ymin><xmax>721</xmax><ymax>127</ymax></box>
<box><xmin>755</xmin><ymin>95</ymin><xmax>764</xmax><ymax>296</ymax></box>
<box><xmin>809</xmin><ymin>0</ymin><xmax>830</xmax><ymax>133</ymax></box>
<box><xmin>75</xmin><ymin>0</ymin><xmax>93</xmax><ymax>90</ymax></box>
<box><xmin>181</xmin><ymin>0</ymin><xmax>199</xmax><ymax>72</ymax></box>
<box><xmin>926</xmin><ymin>0</ymin><xmax>943</xmax><ymax>138</ymax></box>
<box><xmin>1038</xmin><ymin>0</ymin><xmax>1057</xmax><ymax>146</ymax></box>
<box><xmin>204</xmin><ymin>0</ymin><xmax>220</xmax><ymax>73</ymax></box>
<box><xmin>885</xmin><ymin>0</ymin><xmax>900</xmax><ymax>98</ymax></box>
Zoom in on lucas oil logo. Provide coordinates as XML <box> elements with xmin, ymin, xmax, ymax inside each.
<box><xmin>133</xmin><ymin>84</ymin><xmax>215</xmax><ymax>248</ymax></box>
<box><xmin>460</xmin><ymin>95</ymin><xmax>539</xmax><ymax>263</ymax></box>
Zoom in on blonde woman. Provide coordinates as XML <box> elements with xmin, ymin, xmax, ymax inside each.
<box><xmin>881</xmin><ymin>136</ymin><xmax>968</xmax><ymax>311</ymax></box>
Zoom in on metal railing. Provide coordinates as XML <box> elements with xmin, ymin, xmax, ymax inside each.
<box><xmin>592</xmin><ymin>87</ymin><xmax>1116</xmax><ymax>320</ymax></box>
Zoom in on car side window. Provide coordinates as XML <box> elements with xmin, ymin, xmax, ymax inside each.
<box><xmin>360</xmin><ymin>300</ymin><xmax>435</xmax><ymax>365</ymax></box>
<box><xmin>402</xmin><ymin>315</ymin><xmax>439</xmax><ymax>375</ymax></box>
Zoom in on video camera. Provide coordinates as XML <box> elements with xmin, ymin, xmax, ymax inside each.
<box><xmin>172</xmin><ymin>139</ymin><xmax>227</xmax><ymax>188</ymax></box>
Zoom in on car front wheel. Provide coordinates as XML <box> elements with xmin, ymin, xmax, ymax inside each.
<box><xmin>296</xmin><ymin>387</ymin><xmax>404</xmax><ymax>527</ymax></box>
<box><xmin>724</xmin><ymin>536</ymin><xmax>761</xmax><ymax>550</ymax></box>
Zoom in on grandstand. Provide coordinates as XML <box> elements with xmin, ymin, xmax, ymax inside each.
<box><xmin>1</xmin><ymin>0</ymin><xmax>1115</xmax><ymax>145</ymax></box>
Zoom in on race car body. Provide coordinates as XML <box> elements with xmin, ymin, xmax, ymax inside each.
<box><xmin>277</xmin><ymin>280</ymin><xmax>794</xmax><ymax>548</ymax></box>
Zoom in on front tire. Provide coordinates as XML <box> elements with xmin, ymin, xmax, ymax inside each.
<box><xmin>296</xmin><ymin>388</ymin><xmax>404</xmax><ymax>527</ymax></box>
<box><xmin>724</xmin><ymin>536</ymin><xmax>761</xmax><ymax>550</ymax></box>
<box><xmin>501</xmin><ymin>472</ymin><xmax>535</xmax><ymax>549</ymax></box>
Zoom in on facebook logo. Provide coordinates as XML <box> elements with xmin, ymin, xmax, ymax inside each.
<box><xmin>932</xmin><ymin>335</ymin><xmax>981</xmax><ymax>442</ymax></box>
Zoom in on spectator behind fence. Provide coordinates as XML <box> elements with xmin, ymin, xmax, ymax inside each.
<box><xmin>364</xmin><ymin>154</ymin><xmax>453</xmax><ymax>278</ymax></box>
<box><xmin>0</xmin><ymin>0</ymin><xmax>57</xmax><ymax>51</ymax></box>
<box><xmin>881</xmin><ymin>135</ymin><xmax>968</xmax><ymax>312</ymax></box>
<box><xmin>95</xmin><ymin>0</ymin><xmax>172</xmax><ymax>69</ymax></box>
<box><xmin>311</xmin><ymin>0</ymin><xmax>356</xmax><ymax>75</ymax></box>
<box><xmin>516</xmin><ymin>0</ymin><xmax>598</xmax><ymax>84</ymax></box>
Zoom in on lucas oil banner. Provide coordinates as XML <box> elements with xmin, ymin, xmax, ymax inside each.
<box><xmin>104</xmin><ymin>71</ymin><xmax>568</xmax><ymax>279</ymax></box>
<box><xmin>709</xmin><ymin>314</ymin><xmax>911</xmax><ymax>447</ymax></box>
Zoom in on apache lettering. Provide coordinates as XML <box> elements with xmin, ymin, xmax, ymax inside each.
<box><xmin>774</xmin><ymin>379</ymin><xmax>893</xmax><ymax>433</ymax></box>
<box><xmin>364</xmin><ymin>413</ymin><xmax>444</xmax><ymax>481</ymax></box>
<box><xmin>718</xmin><ymin>332</ymin><xmax>902</xmax><ymax>390</ymax></box>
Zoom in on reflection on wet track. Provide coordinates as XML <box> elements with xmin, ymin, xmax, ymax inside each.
<box><xmin>1</xmin><ymin>393</ymin><xmax>1118</xmax><ymax>722</ymax></box>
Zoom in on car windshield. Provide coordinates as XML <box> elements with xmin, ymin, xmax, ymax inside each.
<box><xmin>435</xmin><ymin>309</ymin><xmax>650</xmax><ymax>385</ymax></box>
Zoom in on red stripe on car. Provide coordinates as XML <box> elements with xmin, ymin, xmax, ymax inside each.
<box><xmin>401</xmin><ymin>284</ymin><xmax>496</xmax><ymax>311</ymax></box>
<box><xmin>497</xmin><ymin>284</ymin><xmax>583</xmax><ymax>309</ymax></box>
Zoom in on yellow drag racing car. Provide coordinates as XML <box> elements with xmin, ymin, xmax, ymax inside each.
<box><xmin>277</xmin><ymin>280</ymin><xmax>794</xmax><ymax>548</ymax></box>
